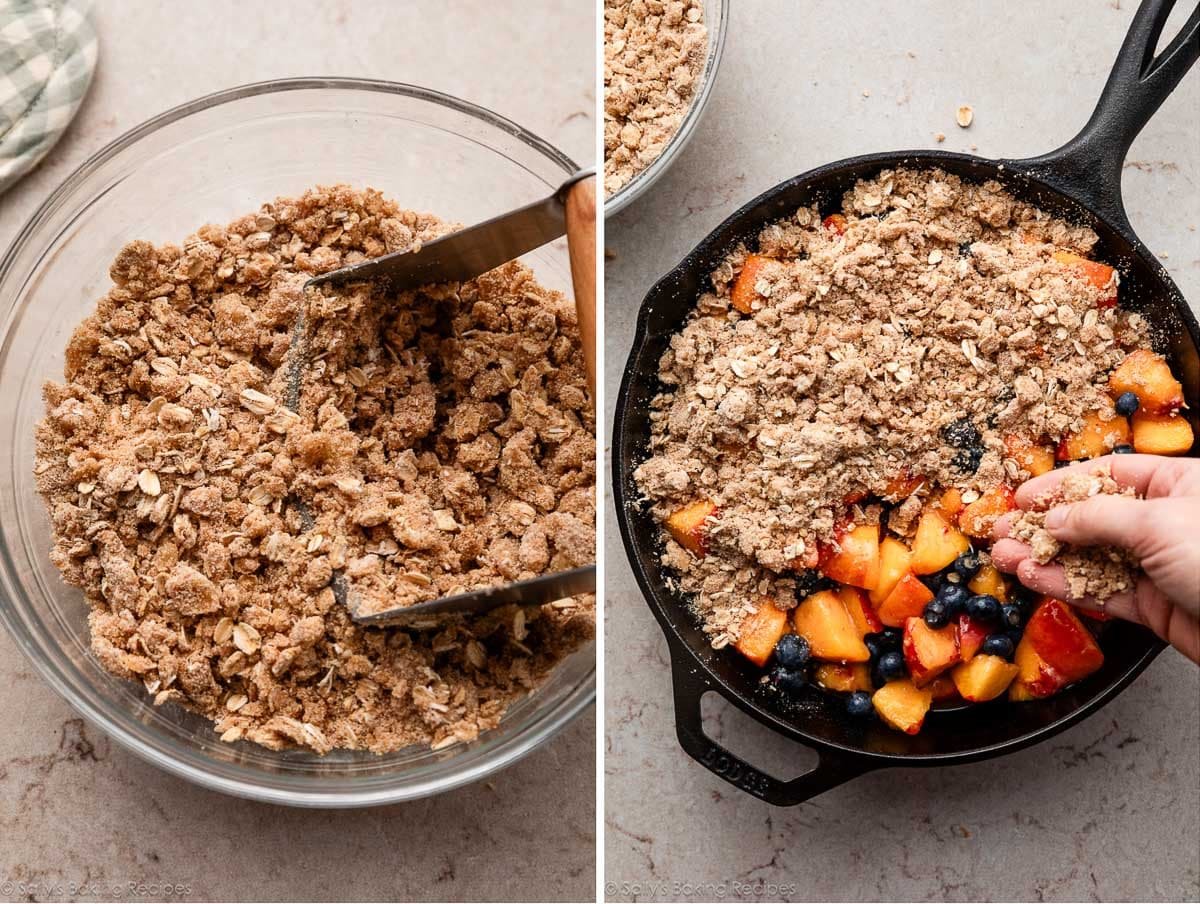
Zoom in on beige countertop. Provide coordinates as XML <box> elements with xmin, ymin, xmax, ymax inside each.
<box><xmin>604</xmin><ymin>1</ymin><xmax>1200</xmax><ymax>901</ymax></box>
<box><xmin>0</xmin><ymin>2</ymin><xmax>595</xmax><ymax>901</ymax></box>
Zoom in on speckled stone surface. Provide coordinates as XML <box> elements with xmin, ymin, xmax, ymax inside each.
<box><xmin>604</xmin><ymin>2</ymin><xmax>1200</xmax><ymax>901</ymax></box>
<box><xmin>0</xmin><ymin>3</ymin><xmax>594</xmax><ymax>902</ymax></box>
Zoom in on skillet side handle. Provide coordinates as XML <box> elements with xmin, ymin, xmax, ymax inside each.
<box><xmin>1015</xmin><ymin>0</ymin><xmax>1200</xmax><ymax>230</ymax></box>
<box><xmin>669</xmin><ymin>654</ymin><xmax>872</xmax><ymax>806</ymax></box>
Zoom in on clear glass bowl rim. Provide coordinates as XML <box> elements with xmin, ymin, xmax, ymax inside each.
<box><xmin>0</xmin><ymin>77</ymin><xmax>596</xmax><ymax>807</ymax></box>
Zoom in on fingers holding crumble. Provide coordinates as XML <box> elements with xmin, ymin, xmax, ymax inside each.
<box><xmin>992</xmin><ymin>454</ymin><xmax>1200</xmax><ymax>663</ymax></box>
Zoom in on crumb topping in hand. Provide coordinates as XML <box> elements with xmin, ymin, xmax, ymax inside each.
<box><xmin>1009</xmin><ymin>467</ymin><xmax>1137</xmax><ymax>601</ymax></box>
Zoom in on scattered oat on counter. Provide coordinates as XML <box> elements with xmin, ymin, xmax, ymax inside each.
<box><xmin>604</xmin><ymin>0</ymin><xmax>707</xmax><ymax>197</ymax></box>
<box><xmin>34</xmin><ymin>185</ymin><xmax>595</xmax><ymax>754</ymax></box>
<box><xmin>957</xmin><ymin>105</ymin><xmax>974</xmax><ymax>128</ymax></box>
<box><xmin>634</xmin><ymin>168</ymin><xmax>1144</xmax><ymax>643</ymax></box>
<box><xmin>1008</xmin><ymin>467</ymin><xmax>1137</xmax><ymax>601</ymax></box>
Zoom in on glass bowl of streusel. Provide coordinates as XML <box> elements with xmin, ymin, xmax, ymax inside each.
<box><xmin>0</xmin><ymin>79</ymin><xmax>596</xmax><ymax>806</ymax></box>
<box><xmin>604</xmin><ymin>0</ymin><xmax>728</xmax><ymax>216</ymax></box>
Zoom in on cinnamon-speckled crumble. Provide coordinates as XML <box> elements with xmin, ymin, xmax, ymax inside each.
<box><xmin>635</xmin><ymin>168</ymin><xmax>1146</xmax><ymax>645</ymax></box>
<box><xmin>35</xmin><ymin>185</ymin><xmax>594</xmax><ymax>753</ymax></box>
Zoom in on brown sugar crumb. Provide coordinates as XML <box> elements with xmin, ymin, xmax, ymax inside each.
<box><xmin>1009</xmin><ymin>467</ymin><xmax>1137</xmax><ymax>601</ymax></box>
<box><xmin>604</xmin><ymin>0</ymin><xmax>707</xmax><ymax>197</ymax></box>
<box><xmin>35</xmin><ymin>185</ymin><xmax>595</xmax><ymax>754</ymax></box>
<box><xmin>634</xmin><ymin>168</ymin><xmax>1146</xmax><ymax>644</ymax></box>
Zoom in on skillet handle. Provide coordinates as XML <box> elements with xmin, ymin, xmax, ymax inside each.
<box><xmin>1012</xmin><ymin>0</ymin><xmax>1200</xmax><ymax>231</ymax></box>
<box><xmin>669</xmin><ymin>654</ymin><xmax>872</xmax><ymax>806</ymax></box>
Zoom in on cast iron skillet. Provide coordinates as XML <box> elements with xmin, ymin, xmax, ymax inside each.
<box><xmin>613</xmin><ymin>0</ymin><xmax>1200</xmax><ymax>806</ymax></box>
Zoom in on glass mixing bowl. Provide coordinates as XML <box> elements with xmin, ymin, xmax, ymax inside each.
<box><xmin>605</xmin><ymin>0</ymin><xmax>728</xmax><ymax>216</ymax></box>
<box><xmin>0</xmin><ymin>79</ymin><xmax>595</xmax><ymax>807</ymax></box>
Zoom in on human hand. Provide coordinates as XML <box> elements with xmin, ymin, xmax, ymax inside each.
<box><xmin>991</xmin><ymin>454</ymin><xmax>1200</xmax><ymax>664</ymax></box>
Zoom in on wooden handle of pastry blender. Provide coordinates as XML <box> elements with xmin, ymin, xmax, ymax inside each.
<box><xmin>564</xmin><ymin>176</ymin><xmax>597</xmax><ymax>401</ymax></box>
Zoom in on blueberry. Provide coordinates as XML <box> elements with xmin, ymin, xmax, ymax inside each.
<box><xmin>919</xmin><ymin>572</ymin><xmax>944</xmax><ymax>593</ymax></box>
<box><xmin>953</xmin><ymin>445</ymin><xmax>985</xmax><ymax>474</ymax></box>
<box><xmin>871</xmin><ymin>664</ymin><xmax>886</xmax><ymax>689</ymax></box>
<box><xmin>953</xmin><ymin>552</ymin><xmax>983</xmax><ymax>581</ymax></box>
<box><xmin>942</xmin><ymin>416</ymin><xmax>982</xmax><ymax>450</ymax></box>
<box><xmin>980</xmin><ymin>634</ymin><xmax>1015</xmax><ymax>660</ymax></box>
<box><xmin>1113</xmin><ymin>443</ymin><xmax>1135</xmax><ymax>454</ymax></box>
<box><xmin>880</xmin><ymin>627</ymin><xmax>904</xmax><ymax>650</ymax></box>
<box><xmin>1000</xmin><ymin>603</ymin><xmax>1023</xmax><ymax>629</ymax></box>
<box><xmin>768</xmin><ymin>666</ymin><xmax>808</xmax><ymax>695</ymax></box>
<box><xmin>878</xmin><ymin>650</ymin><xmax>907</xmax><ymax>681</ymax></box>
<box><xmin>864</xmin><ymin>634</ymin><xmax>884</xmax><ymax>662</ymax></box>
<box><xmin>1114</xmin><ymin>391</ymin><xmax>1140</xmax><ymax>416</ymax></box>
<box><xmin>774</xmin><ymin>633</ymin><xmax>811</xmax><ymax>670</ymax></box>
<box><xmin>966</xmin><ymin>593</ymin><xmax>1002</xmax><ymax>623</ymax></box>
<box><xmin>1005</xmin><ymin>626</ymin><xmax>1024</xmax><ymax>646</ymax></box>
<box><xmin>937</xmin><ymin>582</ymin><xmax>970</xmax><ymax>617</ymax></box>
<box><xmin>1012</xmin><ymin>586</ymin><xmax>1037</xmax><ymax>614</ymax></box>
<box><xmin>794</xmin><ymin>569</ymin><xmax>835</xmax><ymax>597</ymax></box>
<box><xmin>923</xmin><ymin>599</ymin><xmax>950</xmax><ymax>628</ymax></box>
<box><xmin>846</xmin><ymin>691</ymin><xmax>873</xmax><ymax>717</ymax></box>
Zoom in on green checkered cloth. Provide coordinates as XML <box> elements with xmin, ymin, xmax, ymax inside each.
<box><xmin>1</xmin><ymin>0</ymin><xmax>96</xmax><ymax>194</ymax></box>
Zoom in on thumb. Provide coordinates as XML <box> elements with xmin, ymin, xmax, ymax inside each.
<box><xmin>1044</xmin><ymin>494</ymin><xmax>1150</xmax><ymax>555</ymax></box>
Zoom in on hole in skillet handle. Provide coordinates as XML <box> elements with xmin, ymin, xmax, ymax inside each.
<box><xmin>668</xmin><ymin>641</ymin><xmax>872</xmax><ymax>806</ymax></box>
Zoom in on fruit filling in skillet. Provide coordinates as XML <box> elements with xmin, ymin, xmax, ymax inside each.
<box><xmin>634</xmin><ymin>168</ymin><xmax>1193</xmax><ymax>735</ymax></box>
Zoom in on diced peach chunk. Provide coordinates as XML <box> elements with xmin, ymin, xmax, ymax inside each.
<box><xmin>1003</xmin><ymin>434</ymin><xmax>1056</xmax><ymax>477</ymax></box>
<box><xmin>1025</xmin><ymin>597</ymin><xmax>1105</xmax><ymax>680</ymax></box>
<box><xmin>869</xmin><ymin>536</ymin><xmax>912</xmax><ymax>606</ymax></box>
<box><xmin>902</xmin><ymin>617</ymin><xmax>961</xmax><ymax>687</ymax></box>
<box><xmin>967</xmin><ymin>563</ymin><xmax>1009</xmax><ymax>602</ymax></box>
<box><xmin>910</xmin><ymin>509</ymin><xmax>970</xmax><ymax>575</ymax></box>
<box><xmin>880</xmin><ymin>470</ymin><xmax>926</xmax><ymax>501</ymax></box>
<box><xmin>938</xmin><ymin>488</ymin><xmax>965</xmax><ymax>520</ymax></box>
<box><xmin>813</xmin><ymin>662</ymin><xmax>873</xmax><ymax>693</ymax></box>
<box><xmin>733</xmin><ymin>599</ymin><xmax>789</xmax><ymax>667</ymax></box>
<box><xmin>959</xmin><ymin>485</ymin><xmax>1017</xmax><ymax>539</ymax></box>
<box><xmin>1052</xmin><ymin>250</ymin><xmax>1117</xmax><ymax>306</ymax></box>
<box><xmin>928</xmin><ymin>674</ymin><xmax>960</xmax><ymax>702</ymax></box>
<box><xmin>1057</xmin><ymin>406</ymin><xmax>1131</xmax><ymax>461</ymax></box>
<box><xmin>792</xmin><ymin>589</ymin><xmax>871</xmax><ymax>663</ymax></box>
<box><xmin>818</xmin><ymin>523</ymin><xmax>881</xmax><ymax>590</ymax></box>
<box><xmin>1108</xmin><ymin>349</ymin><xmax>1184</xmax><ymax>414</ymax></box>
<box><xmin>842</xmin><ymin>488</ymin><xmax>868</xmax><ymax>505</ymax></box>
<box><xmin>665</xmin><ymin>500</ymin><xmax>718</xmax><ymax>557</ymax></box>
<box><xmin>1010</xmin><ymin>636</ymin><xmax>1056</xmax><ymax>700</ymax></box>
<box><xmin>952</xmin><ymin>654</ymin><xmax>1019</xmax><ymax>702</ymax></box>
<box><xmin>1010</xmin><ymin>597</ymin><xmax>1104</xmax><ymax>698</ymax></box>
<box><xmin>876</xmin><ymin>573</ymin><xmax>935</xmax><ymax>628</ymax></box>
<box><xmin>872</xmin><ymin>679</ymin><xmax>933</xmax><ymax>734</ymax></box>
<box><xmin>840</xmin><ymin>585</ymin><xmax>883</xmax><ymax>637</ymax></box>
<box><xmin>957</xmin><ymin>614</ymin><xmax>990</xmax><ymax>662</ymax></box>
<box><xmin>731</xmin><ymin>254</ymin><xmax>771</xmax><ymax>314</ymax></box>
<box><xmin>1131</xmin><ymin>411</ymin><xmax>1194</xmax><ymax>456</ymax></box>
<box><xmin>822</xmin><ymin>213</ymin><xmax>847</xmax><ymax>235</ymax></box>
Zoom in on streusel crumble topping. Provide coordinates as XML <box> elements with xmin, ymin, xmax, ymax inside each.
<box><xmin>35</xmin><ymin>185</ymin><xmax>595</xmax><ymax>753</ymax></box>
<box><xmin>635</xmin><ymin>168</ymin><xmax>1146</xmax><ymax>644</ymax></box>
